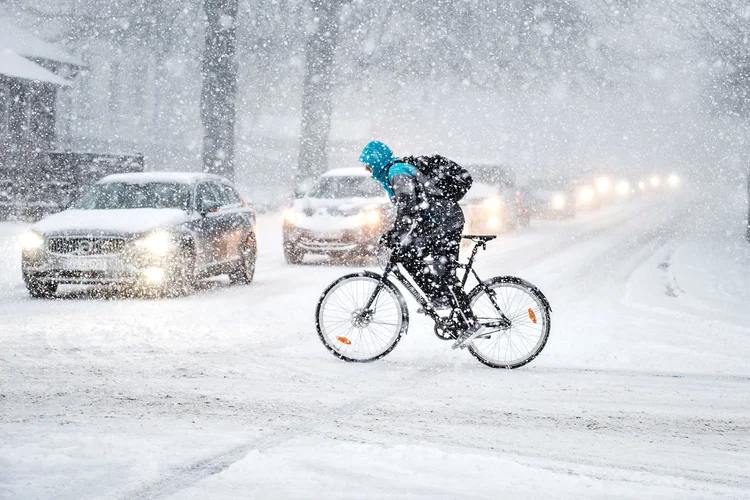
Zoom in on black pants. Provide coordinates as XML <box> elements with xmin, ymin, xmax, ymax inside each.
<box><xmin>399</xmin><ymin>225</ymin><xmax>476</xmax><ymax>328</ymax></box>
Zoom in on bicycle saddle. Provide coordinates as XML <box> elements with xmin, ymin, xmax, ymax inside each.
<box><xmin>462</xmin><ymin>234</ymin><xmax>497</xmax><ymax>242</ymax></box>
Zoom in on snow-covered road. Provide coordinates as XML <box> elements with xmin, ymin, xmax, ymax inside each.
<box><xmin>1</xmin><ymin>188</ymin><xmax>749</xmax><ymax>499</ymax></box>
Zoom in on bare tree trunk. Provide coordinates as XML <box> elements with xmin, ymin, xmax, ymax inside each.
<box><xmin>296</xmin><ymin>0</ymin><xmax>346</xmax><ymax>193</ymax></box>
<box><xmin>201</xmin><ymin>0</ymin><xmax>238</xmax><ymax>180</ymax></box>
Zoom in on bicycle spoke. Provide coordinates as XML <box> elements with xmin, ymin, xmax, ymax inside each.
<box><xmin>318</xmin><ymin>275</ymin><xmax>404</xmax><ymax>362</ymax></box>
<box><xmin>469</xmin><ymin>280</ymin><xmax>548</xmax><ymax>367</ymax></box>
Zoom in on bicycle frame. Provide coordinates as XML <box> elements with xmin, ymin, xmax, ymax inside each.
<box><xmin>362</xmin><ymin>240</ymin><xmax>511</xmax><ymax>333</ymax></box>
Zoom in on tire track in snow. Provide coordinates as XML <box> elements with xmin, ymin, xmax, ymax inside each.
<box><xmin>382</xmin><ymin>358</ymin><xmax>750</xmax><ymax>382</ymax></box>
<box><xmin>478</xmin><ymin>199</ymin><xmax>671</xmax><ymax>276</ymax></box>
<box><xmin>519</xmin><ymin>365</ymin><xmax>750</xmax><ymax>382</ymax></box>
<box><xmin>330</xmin><ymin>367</ymin><xmax>750</xmax><ymax>491</ymax></box>
<box><xmin>527</xmin><ymin>203</ymin><xmax>693</xmax><ymax>304</ymax></box>
<box><xmin>360</xmin><ymin>414</ymin><xmax>750</xmax><ymax>491</ymax></box>
<box><xmin>122</xmin><ymin>364</ymin><xmax>446</xmax><ymax>500</ymax></box>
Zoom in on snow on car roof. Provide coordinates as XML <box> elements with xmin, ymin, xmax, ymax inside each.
<box><xmin>99</xmin><ymin>172</ymin><xmax>227</xmax><ymax>185</ymax></box>
<box><xmin>322</xmin><ymin>167</ymin><xmax>370</xmax><ymax>178</ymax></box>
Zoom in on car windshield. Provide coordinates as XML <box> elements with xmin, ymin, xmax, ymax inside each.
<box><xmin>308</xmin><ymin>176</ymin><xmax>384</xmax><ymax>199</ymax></box>
<box><xmin>72</xmin><ymin>182</ymin><xmax>191</xmax><ymax>210</ymax></box>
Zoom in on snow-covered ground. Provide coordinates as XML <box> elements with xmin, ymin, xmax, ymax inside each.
<box><xmin>1</xmin><ymin>187</ymin><xmax>748</xmax><ymax>499</ymax></box>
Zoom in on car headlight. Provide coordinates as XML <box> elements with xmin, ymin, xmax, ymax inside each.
<box><xmin>650</xmin><ymin>175</ymin><xmax>661</xmax><ymax>187</ymax></box>
<box><xmin>357</xmin><ymin>209</ymin><xmax>381</xmax><ymax>225</ymax></box>
<box><xmin>668</xmin><ymin>174</ymin><xmax>680</xmax><ymax>187</ymax></box>
<box><xmin>283</xmin><ymin>208</ymin><xmax>299</xmax><ymax>224</ymax></box>
<box><xmin>578</xmin><ymin>186</ymin><xmax>595</xmax><ymax>204</ymax></box>
<box><xmin>364</xmin><ymin>210</ymin><xmax>380</xmax><ymax>224</ymax></box>
<box><xmin>143</xmin><ymin>268</ymin><xmax>166</xmax><ymax>283</ymax></box>
<box><xmin>596</xmin><ymin>177</ymin><xmax>611</xmax><ymax>194</ymax></box>
<box><xmin>638</xmin><ymin>180</ymin><xmax>646</xmax><ymax>190</ymax></box>
<box><xmin>483</xmin><ymin>196</ymin><xmax>502</xmax><ymax>210</ymax></box>
<box><xmin>616</xmin><ymin>180</ymin><xmax>630</xmax><ymax>196</ymax></box>
<box><xmin>135</xmin><ymin>231</ymin><xmax>174</xmax><ymax>257</ymax></box>
<box><xmin>552</xmin><ymin>194</ymin><xmax>566</xmax><ymax>210</ymax></box>
<box><xmin>20</xmin><ymin>231</ymin><xmax>44</xmax><ymax>250</ymax></box>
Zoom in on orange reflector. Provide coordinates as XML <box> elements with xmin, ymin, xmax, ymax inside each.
<box><xmin>337</xmin><ymin>336</ymin><xmax>352</xmax><ymax>345</ymax></box>
<box><xmin>528</xmin><ymin>309</ymin><xmax>537</xmax><ymax>324</ymax></box>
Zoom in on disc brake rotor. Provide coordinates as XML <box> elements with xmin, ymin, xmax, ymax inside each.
<box><xmin>351</xmin><ymin>308</ymin><xmax>373</xmax><ymax>328</ymax></box>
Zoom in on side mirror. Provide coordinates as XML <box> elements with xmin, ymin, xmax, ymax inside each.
<box><xmin>199</xmin><ymin>199</ymin><xmax>221</xmax><ymax>216</ymax></box>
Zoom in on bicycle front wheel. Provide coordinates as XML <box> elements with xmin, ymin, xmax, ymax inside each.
<box><xmin>468</xmin><ymin>276</ymin><xmax>551</xmax><ymax>369</ymax></box>
<box><xmin>316</xmin><ymin>271</ymin><xmax>408</xmax><ymax>363</ymax></box>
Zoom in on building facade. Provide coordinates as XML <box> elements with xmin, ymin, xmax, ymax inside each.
<box><xmin>0</xmin><ymin>16</ymin><xmax>83</xmax><ymax>152</ymax></box>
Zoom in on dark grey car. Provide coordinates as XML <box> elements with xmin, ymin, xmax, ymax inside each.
<box><xmin>20</xmin><ymin>172</ymin><xmax>257</xmax><ymax>297</ymax></box>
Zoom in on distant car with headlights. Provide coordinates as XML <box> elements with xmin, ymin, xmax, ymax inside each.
<box><xmin>282</xmin><ymin>168</ymin><xmax>392</xmax><ymax>264</ymax></box>
<box><xmin>641</xmin><ymin>173</ymin><xmax>681</xmax><ymax>192</ymax></box>
<box><xmin>526</xmin><ymin>178</ymin><xmax>576</xmax><ymax>219</ymax></box>
<box><xmin>512</xmin><ymin>186</ymin><xmax>535</xmax><ymax>227</ymax></box>
<box><xmin>462</xmin><ymin>183</ymin><xmax>520</xmax><ymax>233</ymax></box>
<box><xmin>462</xmin><ymin>163</ymin><xmax>522</xmax><ymax>233</ymax></box>
<box><xmin>20</xmin><ymin>172</ymin><xmax>257</xmax><ymax>297</ymax></box>
<box><xmin>571</xmin><ymin>179</ymin><xmax>602</xmax><ymax>210</ymax></box>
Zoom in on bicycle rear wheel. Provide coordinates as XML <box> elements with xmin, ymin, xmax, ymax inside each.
<box><xmin>467</xmin><ymin>276</ymin><xmax>551</xmax><ymax>369</ymax></box>
<box><xmin>316</xmin><ymin>271</ymin><xmax>408</xmax><ymax>362</ymax></box>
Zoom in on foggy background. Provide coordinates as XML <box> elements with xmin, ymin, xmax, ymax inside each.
<box><xmin>2</xmin><ymin>0</ymin><xmax>748</xmax><ymax>204</ymax></box>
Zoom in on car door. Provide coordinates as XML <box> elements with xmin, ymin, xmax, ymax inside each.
<box><xmin>203</xmin><ymin>180</ymin><xmax>237</xmax><ymax>264</ymax></box>
<box><xmin>193</xmin><ymin>181</ymin><xmax>224</xmax><ymax>269</ymax></box>
<box><xmin>215</xmin><ymin>181</ymin><xmax>254</xmax><ymax>263</ymax></box>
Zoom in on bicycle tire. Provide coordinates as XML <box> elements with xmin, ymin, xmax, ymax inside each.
<box><xmin>316</xmin><ymin>271</ymin><xmax>409</xmax><ymax>363</ymax></box>
<box><xmin>467</xmin><ymin>276</ymin><xmax>551</xmax><ymax>369</ymax></box>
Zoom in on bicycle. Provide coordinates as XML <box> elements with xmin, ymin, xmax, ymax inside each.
<box><xmin>315</xmin><ymin>235</ymin><xmax>552</xmax><ymax>369</ymax></box>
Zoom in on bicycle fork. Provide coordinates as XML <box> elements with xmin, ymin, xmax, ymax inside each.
<box><xmin>362</xmin><ymin>261</ymin><xmax>396</xmax><ymax>312</ymax></box>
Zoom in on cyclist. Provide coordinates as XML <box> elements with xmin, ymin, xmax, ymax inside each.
<box><xmin>359</xmin><ymin>140</ymin><xmax>485</xmax><ymax>349</ymax></box>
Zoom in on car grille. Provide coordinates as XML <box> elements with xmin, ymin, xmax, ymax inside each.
<box><xmin>53</xmin><ymin>270</ymin><xmax>109</xmax><ymax>279</ymax></box>
<box><xmin>301</xmin><ymin>207</ymin><xmax>360</xmax><ymax>217</ymax></box>
<box><xmin>296</xmin><ymin>229</ymin><xmax>367</xmax><ymax>252</ymax></box>
<box><xmin>48</xmin><ymin>237</ymin><xmax>127</xmax><ymax>256</ymax></box>
<box><xmin>298</xmin><ymin>229</ymin><xmax>358</xmax><ymax>242</ymax></box>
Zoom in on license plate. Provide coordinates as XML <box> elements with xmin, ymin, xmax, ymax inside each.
<box><xmin>61</xmin><ymin>258</ymin><xmax>108</xmax><ymax>272</ymax></box>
